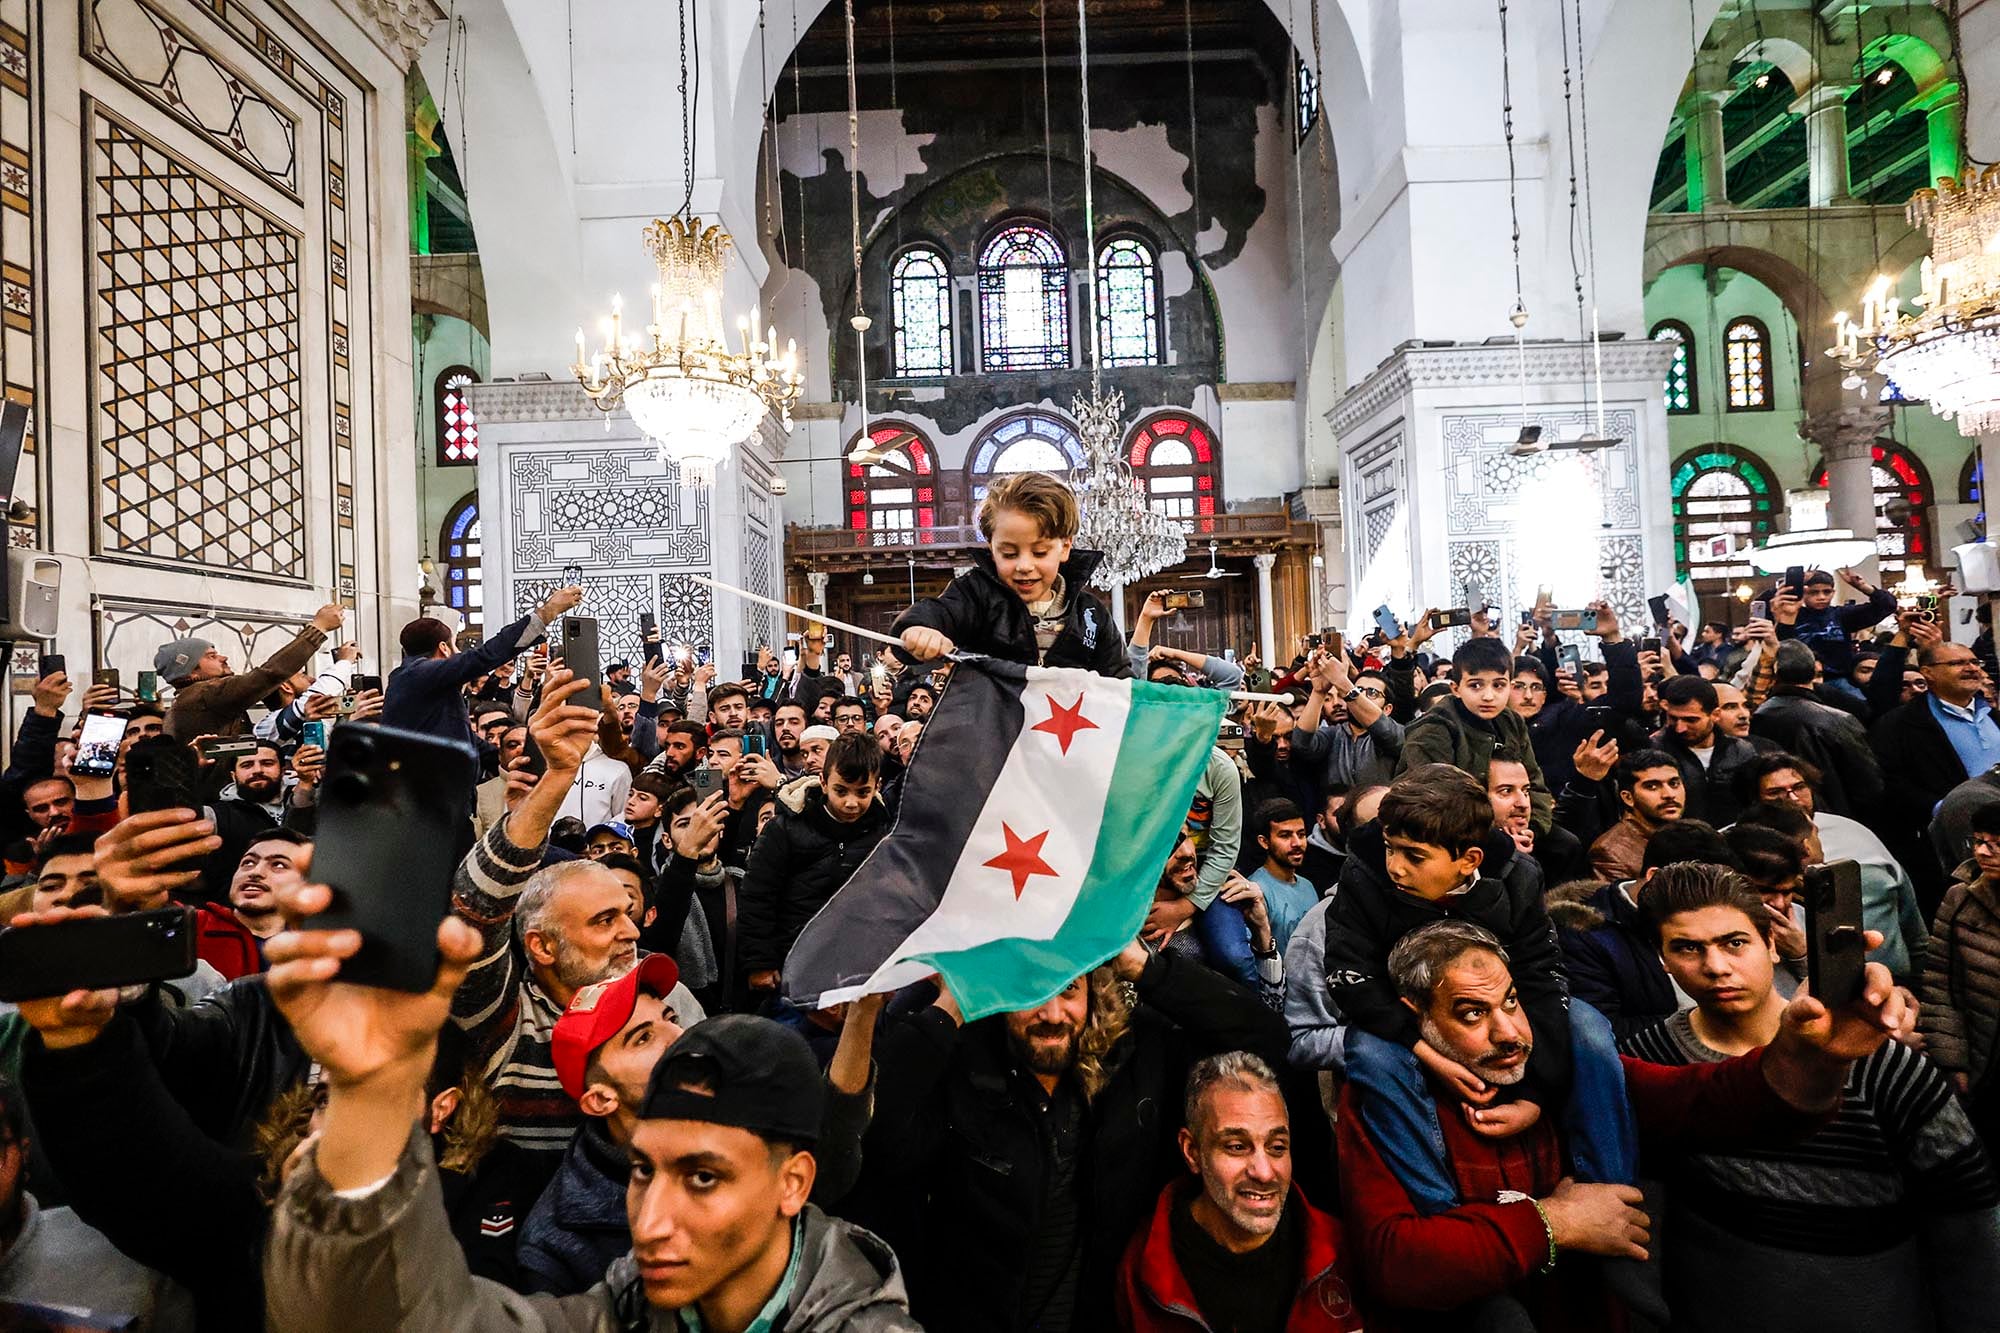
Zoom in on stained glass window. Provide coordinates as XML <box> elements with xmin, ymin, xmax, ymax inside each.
<box><xmin>1296</xmin><ymin>53</ymin><xmax>1320</xmax><ymax>141</ymax></box>
<box><xmin>1096</xmin><ymin>238</ymin><xmax>1160</xmax><ymax>368</ymax></box>
<box><xmin>440</xmin><ymin>492</ymin><xmax>483</xmax><ymax>632</ymax></box>
<box><xmin>1724</xmin><ymin>317</ymin><xmax>1772</xmax><ymax>410</ymax></box>
<box><xmin>1126</xmin><ymin>411</ymin><xmax>1219</xmax><ymax>534</ymax></box>
<box><xmin>978</xmin><ymin>224</ymin><xmax>1070</xmax><ymax>372</ymax></box>
<box><xmin>1651</xmin><ymin>320</ymin><xmax>1697</xmax><ymax>414</ymax></box>
<box><xmin>845</xmin><ymin>423</ymin><xmax>936</xmax><ymax>545</ymax></box>
<box><xmin>968</xmin><ymin>411</ymin><xmax>1085</xmax><ymax>502</ymax></box>
<box><xmin>436</xmin><ymin>365</ymin><xmax>480</xmax><ymax>465</ymax></box>
<box><xmin>890</xmin><ymin>247</ymin><xmax>953</xmax><ymax>377</ymax></box>
<box><xmin>1810</xmin><ymin>442</ymin><xmax>1933</xmax><ymax>578</ymax></box>
<box><xmin>1668</xmin><ymin>447</ymin><xmax>1779</xmax><ymax>596</ymax></box>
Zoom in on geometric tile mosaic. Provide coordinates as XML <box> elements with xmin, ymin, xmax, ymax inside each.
<box><xmin>89</xmin><ymin>111</ymin><xmax>305</xmax><ymax>578</ymax></box>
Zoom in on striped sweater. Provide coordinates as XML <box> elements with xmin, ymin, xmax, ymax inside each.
<box><xmin>449</xmin><ymin>817</ymin><xmax>586</xmax><ymax>1158</ymax></box>
<box><xmin>1624</xmin><ymin>1011</ymin><xmax>2000</xmax><ymax>1250</ymax></box>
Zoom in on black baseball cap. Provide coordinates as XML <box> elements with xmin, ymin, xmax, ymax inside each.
<box><xmin>639</xmin><ymin>1014</ymin><xmax>824</xmax><ymax>1146</ymax></box>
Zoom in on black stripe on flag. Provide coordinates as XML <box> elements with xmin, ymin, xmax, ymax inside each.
<box><xmin>784</xmin><ymin>656</ymin><xmax>1030</xmax><ymax>1004</ymax></box>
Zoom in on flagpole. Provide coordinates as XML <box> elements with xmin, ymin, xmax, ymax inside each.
<box><xmin>693</xmin><ymin>574</ymin><xmax>1292</xmax><ymax>704</ymax></box>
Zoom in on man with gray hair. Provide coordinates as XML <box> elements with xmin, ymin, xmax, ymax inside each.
<box><xmin>1750</xmin><ymin>639</ymin><xmax>1883</xmax><ymax>818</ymax></box>
<box><xmin>1338</xmin><ymin>916</ymin><xmax>1920</xmax><ymax>1327</ymax></box>
<box><xmin>1116</xmin><ymin>1050</ymin><xmax>1362</xmax><ymax>1331</ymax></box>
<box><xmin>450</xmin><ymin>668</ymin><xmax>704</xmax><ymax>1176</ymax></box>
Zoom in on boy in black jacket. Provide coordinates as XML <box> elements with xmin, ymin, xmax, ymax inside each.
<box><xmin>1324</xmin><ymin>763</ymin><xmax>1636</xmax><ymax>1217</ymax></box>
<box><xmin>893</xmin><ymin>471</ymin><xmax>1129</xmax><ymax>678</ymax></box>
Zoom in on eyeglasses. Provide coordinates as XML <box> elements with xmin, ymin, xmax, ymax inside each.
<box><xmin>1351</xmin><ymin>686</ymin><xmax>1385</xmax><ymax>698</ymax></box>
<box><xmin>1514</xmin><ymin>682</ymin><xmax>1547</xmax><ymax>694</ymax></box>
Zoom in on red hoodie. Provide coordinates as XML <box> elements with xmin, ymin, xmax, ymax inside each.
<box><xmin>191</xmin><ymin>899</ymin><xmax>265</xmax><ymax>979</ymax></box>
<box><xmin>1116</xmin><ymin>1177</ymin><xmax>1365</xmax><ymax>1333</ymax></box>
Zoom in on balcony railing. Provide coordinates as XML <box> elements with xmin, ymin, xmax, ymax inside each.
<box><xmin>788</xmin><ymin>510</ymin><xmax>1305</xmax><ymax>562</ymax></box>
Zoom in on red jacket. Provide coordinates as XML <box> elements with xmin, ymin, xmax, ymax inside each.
<box><xmin>192</xmin><ymin>900</ymin><xmax>265</xmax><ymax>980</ymax></box>
<box><xmin>1337</xmin><ymin>1047</ymin><xmax>1815</xmax><ymax>1331</ymax></box>
<box><xmin>1116</xmin><ymin>1177</ymin><xmax>1365</xmax><ymax>1333</ymax></box>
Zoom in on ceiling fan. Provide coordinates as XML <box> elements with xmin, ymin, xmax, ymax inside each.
<box><xmin>1178</xmin><ymin>541</ymin><xmax>1242</xmax><ymax>580</ymax></box>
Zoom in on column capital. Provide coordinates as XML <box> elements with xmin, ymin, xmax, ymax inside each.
<box><xmin>1798</xmin><ymin>406</ymin><xmax>1890</xmax><ymax>460</ymax></box>
<box><xmin>806</xmin><ymin>570</ymin><xmax>831</xmax><ymax>603</ymax></box>
<box><xmin>1252</xmin><ymin>552</ymin><xmax>1279</xmax><ymax>573</ymax></box>
<box><xmin>1789</xmin><ymin>83</ymin><xmax>1856</xmax><ymax>119</ymax></box>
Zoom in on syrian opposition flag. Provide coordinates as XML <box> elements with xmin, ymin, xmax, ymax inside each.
<box><xmin>785</xmin><ymin>657</ymin><xmax>1226</xmax><ymax>1021</ymax></box>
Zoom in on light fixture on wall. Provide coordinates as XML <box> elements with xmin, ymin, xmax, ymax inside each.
<box><xmin>570</xmin><ymin>0</ymin><xmax>804</xmax><ymax>486</ymax></box>
<box><xmin>1831</xmin><ymin>167</ymin><xmax>2000</xmax><ymax>438</ymax></box>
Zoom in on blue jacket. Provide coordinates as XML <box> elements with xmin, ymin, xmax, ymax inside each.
<box><xmin>516</xmin><ymin>1117</ymin><xmax>627</xmax><ymax>1296</ymax></box>
<box><xmin>382</xmin><ymin>611</ymin><xmax>545</xmax><ymax>749</ymax></box>
<box><xmin>1777</xmin><ymin>587</ymin><xmax>1896</xmax><ymax>675</ymax></box>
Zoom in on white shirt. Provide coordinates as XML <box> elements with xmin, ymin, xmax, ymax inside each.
<box><xmin>558</xmin><ymin>743</ymin><xmax>632</xmax><ymax>829</ymax></box>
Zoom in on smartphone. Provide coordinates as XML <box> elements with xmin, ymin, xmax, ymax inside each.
<box><xmin>1218</xmin><ymin>722</ymin><xmax>1244</xmax><ymax>741</ymax></box>
<box><xmin>93</xmin><ymin>667</ymin><xmax>121</xmax><ymax>692</ymax></box>
<box><xmin>1558</xmin><ymin>645</ymin><xmax>1583</xmax><ymax>676</ymax></box>
<box><xmin>1749</xmin><ymin>599</ymin><xmax>1769</xmax><ymax>621</ymax></box>
<box><xmin>686</xmin><ymin>766</ymin><xmax>723</xmax><ymax>799</ymax></box>
<box><xmin>1372</xmin><ymin>604</ymin><xmax>1400</xmax><ymax>638</ymax></box>
<box><xmin>742</xmin><ymin>730</ymin><xmax>769</xmax><ymax>759</ymax></box>
<box><xmin>1520</xmin><ymin>610</ymin><xmax>1535</xmax><ymax>626</ymax></box>
<box><xmin>1324</xmin><ymin>629</ymin><xmax>1345</xmax><ymax>661</ymax></box>
<box><xmin>352</xmin><ymin>673</ymin><xmax>383</xmax><ymax>696</ymax></box>
<box><xmin>562</xmin><ymin>563</ymin><xmax>585</xmax><ymax>587</ymax></box>
<box><xmin>1163</xmin><ymin>590</ymin><xmax>1206</xmax><ymax>611</ymax></box>
<box><xmin>310</xmin><ymin>722</ymin><xmax>479</xmax><ymax>992</ymax></box>
<box><xmin>1582</xmin><ymin>608</ymin><xmax>1600</xmax><ymax>634</ymax></box>
<box><xmin>1434</xmin><ymin>607</ymin><xmax>1474</xmax><ymax>629</ymax></box>
<box><xmin>1640</xmin><ymin>636</ymin><xmax>1663</xmax><ymax>656</ymax></box>
<box><xmin>124</xmin><ymin>738</ymin><xmax>206</xmax><ymax>815</ymax></box>
<box><xmin>783</xmin><ymin>647</ymin><xmax>799</xmax><ymax>671</ymax></box>
<box><xmin>37</xmin><ymin>653</ymin><xmax>64</xmax><ymax>680</ymax></box>
<box><xmin>0</xmin><ymin>907</ymin><xmax>197</xmax><ymax>1003</ymax></box>
<box><xmin>1803</xmin><ymin>858</ymin><xmax>1868</xmax><ymax>1010</ymax></box>
<box><xmin>741</xmin><ymin>657</ymin><xmax>761</xmax><ymax>682</ymax></box>
<box><xmin>137</xmin><ymin>670</ymin><xmax>158</xmax><ymax>703</ymax></box>
<box><xmin>300</xmin><ymin>719</ymin><xmax>329</xmax><ymax>751</ymax></box>
<box><xmin>1785</xmin><ymin>565</ymin><xmax>1806</xmax><ymax>598</ymax></box>
<box><xmin>1552</xmin><ymin>610</ymin><xmax>1584</xmax><ymax>632</ymax></box>
<box><xmin>1647</xmin><ymin>594</ymin><xmax>1672</xmax><ymax>628</ymax></box>
<box><xmin>639</xmin><ymin>612</ymin><xmax>658</xmax><ymax>637</ymax></box>
<box><xmin>198</xmin><ymin>736</ymin><xmax>258</xmax><ymax>763</ymax></box>
<box><xmin>521</xmin><ymin>726</ymin><xmax>548</xmax><ymax>778</ymax></box>
<box><xmin>1222</xmin><ymin>648</ymin><xmax>1236</xmax><ymax>662</ymax></box>
<box><xmin>561</xmin><ymin>615</ymin><xmax>604</xmax><ymax>713</ymax></box>
<box><xmin>72</xmin><ymin>711</ymin><xmax>128</xmax><ymax>779</ymax></box>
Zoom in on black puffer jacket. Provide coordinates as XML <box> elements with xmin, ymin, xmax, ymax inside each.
<box><xmin>741</xmin><ymin>777</ymin><xmax>892</xmax><ymax>974</ymax></box>
<box><xmin>891</xmin><ymin>548</ymin><xmax>1130</xmax><ymax>677</ymax></box>
<box><xmin>127</xmin><ymin>973</ymin><xmax>308</xmax><ymax>1148</ymax></box>
<box><xmin>1750</xmin><ymin>687</ymin><xmax>1883</xmax><ymax>819</ymax></box>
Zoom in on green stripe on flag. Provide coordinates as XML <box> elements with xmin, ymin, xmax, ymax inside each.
<box><xmin>915</xmin><ymin>679</ymin><xmax>1228</xmax><ymax>1021</ymax></box>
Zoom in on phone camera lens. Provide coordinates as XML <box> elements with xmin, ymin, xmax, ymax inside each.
<box><xmin>327</xmin><ymin>772</ymin><xmax>371</xmax><ymax>804</ymax></box>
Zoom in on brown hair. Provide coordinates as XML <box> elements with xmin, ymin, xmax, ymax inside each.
<box><xmin>977</xmin><ymin>471</ymin><xmax>1079</xmax><ymax>543</ymax></box>
<box><xmin>1379</xmin><ymin>764</ymin><xmax>1493</xmax><ymax>857</ymax></box>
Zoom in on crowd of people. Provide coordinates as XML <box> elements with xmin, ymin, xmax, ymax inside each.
<box><xmin>0</xmin><ymin>468</ymin><xmax>1989</xmax><ymax>1332</ymax></box>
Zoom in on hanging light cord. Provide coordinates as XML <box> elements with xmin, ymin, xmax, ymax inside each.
<box><xmin>843</xmin><ymin>0</ymin><xmax>872</xmax><ymax>448</ymax></box>
<box><xmin>1498</xmin><ymin>0</ymin><xmax>1528</xmax><ymax>424</ymax></box>
<box><xmin>1077</xmin><ymin>0</ymin><xmax>1103</xmax><ymax>389</ymax></box>
<box><xmin>676</xmin><ymin>0</ymin><xmax>698</xmax><ymax>218</ymax></box>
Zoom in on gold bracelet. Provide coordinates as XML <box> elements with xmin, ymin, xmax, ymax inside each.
<box><xmin>1500</xmin><ymin>1191</ymin><xmax>1558</xmax><ymax>1274</ymax></box>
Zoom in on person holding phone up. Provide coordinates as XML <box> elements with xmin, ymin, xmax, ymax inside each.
<box><xmin>383</xmin><ymin>584</ymin><xmax>584</xmax><ymax>753</ymax></box>
<box><xmin>158</xmin><ymin>602</ymin><xmax>348</xmax><ymax>744</ymax></box>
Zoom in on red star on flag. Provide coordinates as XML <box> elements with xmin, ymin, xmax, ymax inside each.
<box><xmin>1031</xmin><ymin>692</ymin><xmax>1099</xmax><ymax>755</ymax></box>
<box><xmin>983</xmin><ymin>823</ymin><xmax>1058</xmax><ymax>899</ymax></box>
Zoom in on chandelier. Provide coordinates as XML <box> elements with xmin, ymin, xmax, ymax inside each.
<box><xmin>1069</xmin><ymin>388</ymin><xmax>1185</xmax><ymax>588</ymax></box>
<box><xmin>572</xmin><ymin>218</ymin><xmax>803</xmax><ymax>487</ymax></box>
<box><xmin>1831</xmin><ymin>165</ymin><xmax>2000</xmax><ymax>437</ymax></box>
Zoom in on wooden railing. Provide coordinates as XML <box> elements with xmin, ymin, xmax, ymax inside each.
<box><xmin>787</xmin><ymin>509</ymin><xmax>1303</xmax><ymax>561</ymax></box>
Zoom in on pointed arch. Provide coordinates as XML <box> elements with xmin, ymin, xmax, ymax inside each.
<box><xmin>1125</xmin><ymin>411</ymin><xmax>1220</xmax><ymax>534</ymax></box>
<box><xmin>977</xmin><ymin>221</ymin><xmax>1071</xmax><ymax>372</ymax></box>
<box><xmin>1650</xmin><ymin>319</ymin><xmax>1698</xmax><ymax>415</ymax></box>
<box><xmin>845</xmin><ymin>422</ymin><xmax>937</xmax><ymax>543</ymax></box>
<box><xmin>439</xmin><ymin>491</ymin><xmax>483</xmax><ymax>631</ymax></box>
<box><xmin>1669</xmin><ymin>446</ymin><xmax>1781</xmax><ymax>597</ymax></box>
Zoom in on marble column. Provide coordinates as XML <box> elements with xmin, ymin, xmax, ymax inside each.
<box><xmin>1253</xmin><ymin>553</ymin><xmax>1278</xmax><ymax>666</ymax></box>
<box><xmin>807</xmin><ymin>570</ymin><xmax>830</xmax><ymax>610</ymax></box>
<box><xmin>1684</xmin><ymin>90</ymin><xmax>1733</xmax><ymax>212</ymax></box>
<box><xmin>1912</xmin><ymin>81</ymin><xmax>1965</xmax><ymax>187</ymax></box>
<box><xmin>1106</xmin><ymin>579</ymin><xmax>1128</xmax><ymax>633</ymax></box>
<box><xmin>1793</xmin><ymin>85</ymin><xmax>1856</xmax><ymax>207</ymax></box>
<box><xmin>1800</xmin><ymin>404</ymin><xmax>1890</xmax><ymax>580</ymax></box>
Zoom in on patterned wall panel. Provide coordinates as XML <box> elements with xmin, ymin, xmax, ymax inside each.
<box><xmin>514</xmin><ymin>573</ymin><xmax>655</xmax><ymax>667</ymax></box>
<box><xmin>740</xmin><ymin>472</ymin><xmax>776</xmax><ymax>650</ymax></box>
<box><xmin>659</xmin><ymin>575</ymin><xmax>714</xmax><ymax>651</ymax></box>
<box><xmin>0</xmin><ymin>0</ymin><xmax>38</xmax><ymax>578</ymax></box>
<box><xmin>95</xmin><ymin>601</ymin><xmax>311</xmax><ymax>684</ymax></box>
<box><xmin>87</xmin><ymin>109</ymin><xmax>306</xmax><ymax>578</ymax></box>
<box><xmin>85</xmin><ymin>0</ymin><xmax>298</xmax><ymax>192</ymax></box>
<box><xmin>507</xmin><ymin>448</ymin><xmax>710</xmax><ymax>573</ymax></box>
<box><xmin>1440</xmin><ymin>409</ymin><xmax>1643</xmax><ymax>537</ymax></box>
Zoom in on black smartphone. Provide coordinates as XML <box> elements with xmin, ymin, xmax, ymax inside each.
<box><xmin>521</xmin><ymin>726</ymin><xmax>548</xmax><ymax>778</ymax></box>
<box><xmin>561</xmin><ymin>615</ymin><xmax>604</xmax><ymax>713</ymax></box>
<box><xmin>1803</xmin><ymin>858</ymin><xmax>1868</xmax><ymax>1010</ymax></box>
<box><xmin>72</xmin><ymin>711</ymin><xmax>128</xmax><ymax>779</ymax></box>
<box><xmin>1647</xmin><ymin>594</ymin><xmax>1672</xmax><ymax>628</ymax></box>
<box><xmin>741</xmin><ymin>657</ymin><xmax>760</xmax><ymax>682</ymax></box>
<box><xmin>136</xmin><ymin>670</ymin><xmax>158</xmax><ymax>702</ymax></box>
<box><xmin>352</xmin><ymin>673</ymin><xmax>383</xmax><ymax>696</ymax></box>
<box><xmin>640</xmin><ymin>611</ymin><xmax>663</xmax><ymax>664</ymax></box>
<box><xmin>0</xmin><ymin>907</ymin><xmax>197</xmax><ymax>1002</ymax></box>
<box><xmin>1640</xmin><ymin>636</ymin><xmax>1663</xmax><ymax>656</ymax></box>
<box><xmin>124</xmin><ymin>738</ymin><xmax>206</xmax><ymax>815</ymax></box>
<box><xmin>1520</xmin><ymin>610</ymin><xmax>1535</xmax><ymax>626</ymax></box>
<box><xmin>37</xmin><ymin>653</ymin><xmax>64</xmax><ymax>680</ymax></box>
<box><xmin>562</xmin><ymin>563</ymin><xmax>585</xmax><ymax>587</ymax></box>
<box><xmin>1785</xmin><ymin>565</ymin><xmax>1806</xmax><ymax>598</ymax></box>
<box><xmin>1434</xmin><ymin>607</ymin><xmax>1474</xmax><ymax>629</ymax></box>
<box><xmin>310</xmin><ymin>722</ymin><xmax>479</xmax><ymax>992</ymax></box>
<box><xmin>93</xmin><ymin>667</ymin><xmax>122</xmax><ymax>693</ymax></box>
<box><xmin>685</xmin><ymin>766</ymin><xmax>723</xmax><ymax>799</ymax></box>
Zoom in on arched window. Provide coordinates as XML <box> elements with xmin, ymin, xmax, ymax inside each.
<box><xmin>890</xmin><ymin>247</ymin><xmax>953</xmax><ymax>377</ymax></box>
<box><xmin>1810</xmin><ymin>442</ymin><xmax>1934</xmax><ymax>577</ymax></box>
<box><xmin>845</xmin><ymin>423</ymin><xmax>936</xmax><ymax>544</ymax></box>
<box><xmin>978</xmin><ymin>223</ymin><xmax>1070</xmax><ymax>372</ymax></box>
<box><xmin>1668</xmin><ymin>447</ymin><xmax>1780</xmax><ymax>593</ymax></box>
<box><xmin>1651</xmin><ymin>320</ymin><xmax>1697</xmax><ymax>415</ymax></box>
<box><xmin>439</xmin><ymin>492</ymin><xmax>483</xmax><ymax>630</ymax></box>
<box><xmin>1724</xmin><ymin>317</ymin><xmax>1773</xmax><ymax>410</ymax></box>
<box><xmin>1963</xmin><ymin>452</ymin><xmax>1985</xmax><ymax>529</ymax></box>
<box><xmin>1126</xmin><ymin>411</ymin><xmax>1219</xmax><ymax>534</ymax></box>
<box><xmin>1096</xmin><ymin>237</ymin><xmax>1160</xmax><ymax>368</ymax></box>
<box><xmin>967</xmin><ymin>411</ymin><xmax>1085</xmax><ymax>502</ymax></box>
<box><xmin>1295</xmin><ymin>51</ymin><xmax>1321</xmax><ymax>142</ymax></box>
<box><xmin>435</xmin><ymin>365</ymin><xmax>480</xmax><ymax>465</ymax></box>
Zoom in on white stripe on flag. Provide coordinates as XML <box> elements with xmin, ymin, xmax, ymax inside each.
<box><xmin>851</xmin><ymin>665</ymin><xmax>1131</xmax><ymax>992</ymax></box>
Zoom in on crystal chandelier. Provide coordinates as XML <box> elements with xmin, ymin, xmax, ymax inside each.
<box><xmin>1069</xmin><ymin>389</ymin><xmax>1185</xmax><ymax>589</ymax></box>
<box><xmin>1831</xmin><ymin>165</ymin><xmax>2000</xmax><ymax>437</ymax></box>
<box><xmin>572</xmin><ymin>218</ymin><xmax>803</xmax><ymax>487</ymax></box>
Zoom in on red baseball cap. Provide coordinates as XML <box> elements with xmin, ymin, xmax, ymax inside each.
<box><xmin>551</xmin><ymin>953</ymin><xmax>681</xmax><ymax>1102</ymax></box>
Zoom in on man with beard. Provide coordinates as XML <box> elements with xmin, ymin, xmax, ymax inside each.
<box><xmin>858</xmin><ymin>937</ymin><xmax>1287</xmax><ymax>1333</ymax></box>
<box><xmin>1116</xmin><ymin>1052</ymin><xmax>1363</xmax><ymax>1332</ymax></box>
<box><xmin>1340</xmin><ymin>918</ymin><xmax>1920</xmax><ymax>1329</ymax></box>
<box><xmin>641</xmin><ymin>719</ymin><xmax>708</xmax><ymax>782</ymax></box>
<box><xmin>832</xmin><ymin>695</ymin><xmax>870</xmax><ymax>735</ymax></box>
<box><xmin>192</xmin><ymin>829</ymin><xmax>310</xmax><ymax>977</ymax></box>
<box><xmin>1589</xmin><ymin>750</ymin><xmax>1685</xmax><ymax>884</ymax></box>
<box><xmin>772</xmin><ymin>700</ymin><xmax>810</xmax><ymax>780</ymax></box>
<box><xmin>450</xmin><ymin>670</ymin><xmax>651</xmax><ymax>1174</ymax></box>
<box><xmin>200</xmin><ymin>741</ymin><xmax>320</xmax><ymax>901</ymax></box>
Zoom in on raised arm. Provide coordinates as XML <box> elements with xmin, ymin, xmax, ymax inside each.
<box><xmin>205</xmin><ymin>608</ymin><xmax>342</xmax><ymax>713</ymax></box>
